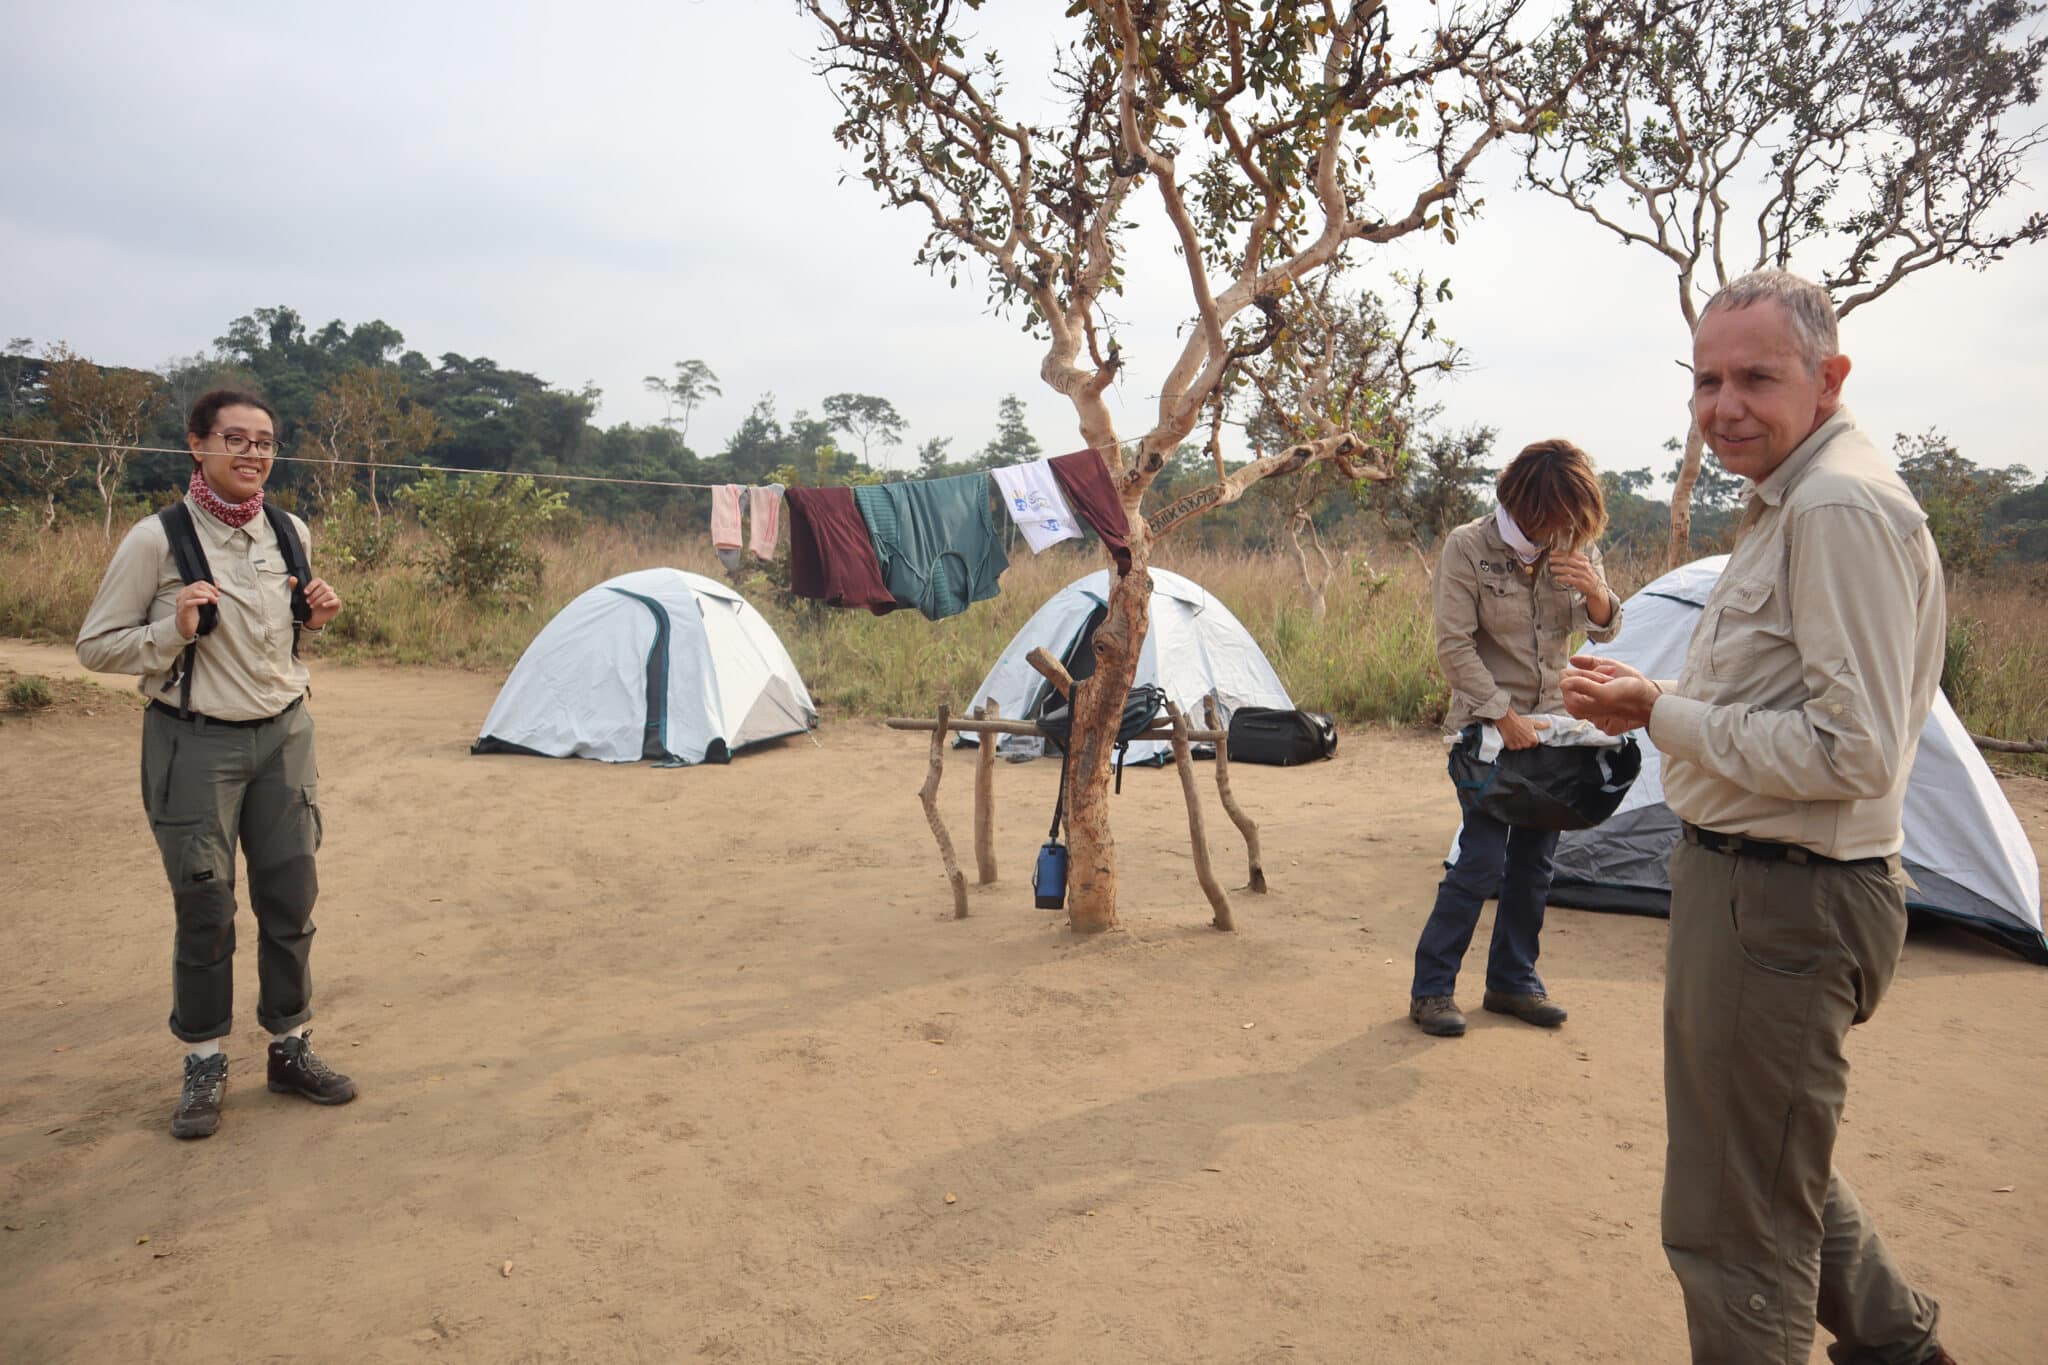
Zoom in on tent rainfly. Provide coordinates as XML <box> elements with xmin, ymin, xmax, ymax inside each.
<box><xmin>962</xmin><ymin>567</ymin><xmax>1293</xmax><ymax>765</ymax></box>
<box><xmin>474</xmin><ymin>568</ymin><xmax>816</xmax><ymax>765</ymax></box>
<box><xmin>1535</xmin><ymin>555</ymin><xmax>2045</xmax><ymax>963</ymax></box>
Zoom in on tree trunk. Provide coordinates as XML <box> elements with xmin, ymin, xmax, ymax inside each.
<box><xmin>1060</xmin><ymin>542</ymin><xmax>1152</xmax><ymax>936</ymax></box>
<box><xmin>1667</xmin><ymin>423</ymin><xmax>1706</xmax><ymax>569</ymax></box>
<box><xmin>1287</xmin><ymin>512</ymin><xmax>1328</xmax><ymax>621</ymax></box>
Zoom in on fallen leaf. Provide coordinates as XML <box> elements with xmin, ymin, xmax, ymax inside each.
<box><xmin>1383</xmin><ymin>959</ymin><xmax>1393</xmax><ymax>965</ymax></box>
<box><xmin>52</xmin><ymin>1046</ymin><xmax>70</xmax><ymax>1053</ymax></box>
<box><xmin>858</xmin><ymin>1293</ymin><xmax>879</xmax><ymax>1302</ymax></box>
<box><xmin>501</xmin><ymin>1261</ymin><xmax>514</xmax><ymax>1278</ymax></box>
<box><xmin>1616</xmin><ymin>1141</ymin><xmax>1633</xmax><ymax>1151</ymax></box>
<box><xmin>1201</xmin><ymin>1166</ymin><xmax>1222</xmax><ymax>1173</ymax></box>
<box><xmin>927</xmin><ymin>1038</ymin><xmax>945</xmax><ymax>1045</ymax></box>
<box><xmin>1241</xmin><ymin>1022</ymin><xmax>1255</xmax><ymax>1030</ymax></box>
<box><xmin>1084</xmin><ymin>1209</ymin><xmax>1097</xmax><ymax>1217</ymax></box>
<box><xmin>943</xmin><ymin>1193</ymin><xmax>957</xmax><ymax>1205</ymax></box>
<box><xmin>152</xmin><ymin>1251</ymin><xmax>173</xmax><ymax>1260</ymax></box>
<box><xmin>136</xmin><ymin>1235</ymin><xmax>150</xmax><ymax>1245</ymax></box>
<box><xmin>927</xmin><ymin>1067</ymin><xmax>939</xmax><ymax>1075</ymax></box>
<box><xmin>3</xmin><ymin>1223</ymin><xmax>22</xmax><ymax>1232</ymax></box>
<box><xmin>45</xmin><ymin>1127</ymin><xmax>63</xmax><ymax>1135</ymax></box>
<box><xmin>1993</xmin><ymin>1185</ymin><xmax>2015</xmax><ymax>1194</ymax></box>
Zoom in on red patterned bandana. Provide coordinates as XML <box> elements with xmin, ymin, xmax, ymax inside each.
<box><xmin>189</xmin><ymin>466</ymin><xmax>263</xmax><ymax>529</ymax></box>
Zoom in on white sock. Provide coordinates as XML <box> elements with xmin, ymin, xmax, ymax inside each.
<box><xmin>187</xmin><ymin>1039</ymin><xmax>221</xmax><ymax>1060</ymax></box>
<box><xmin>273</xmin><ymin>1025</ymin><xmax>306</xmax><ymax>1045</ymax></box>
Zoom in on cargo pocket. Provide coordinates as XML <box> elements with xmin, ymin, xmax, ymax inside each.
<box><xmin>300</xmin><ymin>784</ymin><xmax>324</xmax><ymax>854</ymax></box>
<box><xmin>1707</xmin><ymin>578</ymin><xmax>1773</xmax><ymax>681</ymax></box>
<box><xmin>150</xmin><ymin>816</ymin><xmax>230</xmax><ymax>891</ymax></box>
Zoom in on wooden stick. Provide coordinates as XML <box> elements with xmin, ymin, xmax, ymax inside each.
<box><xmin>1971</xmin><ymin>731</ymin><xmax>2048</xmax><ymax>754</ymax></box>
<box><xmin>973</xmin><ymin>701</ymin><xmax>998</xmax><ymax>885</ymax></box>
<box><xmin>920</xmin><ymin>703</ymin><xmax>970</xmax><ymax>919</ymax></box>
<box><xmin>1205</xmin><ymin>695</ymin><xmax>1265</xmax><ymax>893</ymax></box>
<box><xmin>1167</xmin><ymin>700</ymin><xmax>1233</xmax><ymax>932</ymax></box>
<box><xmin>886</xmin><ymin>716</ymin><xmax>1224</xmax><ymax>742</ymax></box>
<box><xmin>1024</xmin><ymin>646</ymin><xmax>1074</xmax><ymax>700</ymax></box>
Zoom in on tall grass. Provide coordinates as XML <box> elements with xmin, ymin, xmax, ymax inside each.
<box><xmin>4</xmin><ymin>512</ymin><xmax>2043</xmax><ymax>755</ymax></box>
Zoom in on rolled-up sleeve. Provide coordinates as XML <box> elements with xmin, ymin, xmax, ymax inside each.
<box><xmin>77</xmin><ymin>519</ymin><xmax>184</xmax><ymax>676</ymax></box>
<box><xmin>1575</xmin><ymin>543</ymin><xmax>1623</xmax><ymax>643</ymax></box>
<box><xmin>1434</xmin><ymin>537</ymin><xmax>1511</xmax><ymax>721</ymax></box>
<box><xmin>1648</xmin><ymin>505</ymin><xmax>1921</xmax><ymax>802</ymax></box>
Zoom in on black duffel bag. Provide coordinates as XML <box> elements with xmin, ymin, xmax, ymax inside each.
<box><xmin>1446</xmin><ymin>724</ymin><xmax>1642</xmax><ymax>831</ymax></box>
<box><xmin>1227</xmin><ymin>707</ymin><xmax>1338</xmax><ymax>766</ymax></box>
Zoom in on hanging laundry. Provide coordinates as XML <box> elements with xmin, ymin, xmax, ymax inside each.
<box><xmin>710</xmin><ymin>483</ymin><xmax>744</xmax><ymax>571</ymax></box>
<box><xmin>851</xmin><ymin>472</ymin><xmax>1010</xmax><ymax>622</ymax></box>
<box><xmin>747</xmin><ymin>484</ymin><xmax>784</xmax><ymax>561</ymax></box>
<box><xmin>785</xmin><ymin>486</ymin><xmax>900</xmax><ymax>613</ymax></box>
<box><xmin>991</xmin><ymin>460</ymin><xmax>1083</xmax><ymax>553</ymax></box>
<box><xmin>1047</xmin><ymin>449</ymin><xmax>1133</xmax><ymax>575</ymax></box>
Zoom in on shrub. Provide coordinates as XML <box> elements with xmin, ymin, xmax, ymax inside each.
<box><xmin>396</xmin><ymin>472</ymin><xmax>566</xmax><ymax>603</ymax></box>
<box><xmin>317</xmin><ymin>489</ymin><xmax>400</xmax><ymax>571</ymax></box>
<box><xmin>7</xmin><ymin>675</ymin><xmax>54</xmax><ymax>709</ymax></box>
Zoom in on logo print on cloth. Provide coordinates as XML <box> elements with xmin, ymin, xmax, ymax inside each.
<box><xmin>188</xmin><ymin>466</ymin><xmax>264</xmax><ymax>530</ymax></box>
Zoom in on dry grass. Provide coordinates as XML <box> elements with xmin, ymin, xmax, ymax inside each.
<box><xmin>4</xmin><ymin>514</ymin><xmax>2043</xmax><ymax>755</ymax></box>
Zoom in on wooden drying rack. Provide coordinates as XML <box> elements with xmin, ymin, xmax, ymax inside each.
<box><xmin>884</xmin><ymin>647</ymin><xmax>1266</xmax><ymax>930</ymax></box>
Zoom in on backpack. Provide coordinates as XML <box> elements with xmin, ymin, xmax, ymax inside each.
<box><xmin>157</xmin><ymin>501</ymin><xmax>312</xmax><ymax>717</ymax></box>
<box><xmin>1226</xmin><ymin>707</ymin><xmax>1338</xmax><ymax>766</ymax></box>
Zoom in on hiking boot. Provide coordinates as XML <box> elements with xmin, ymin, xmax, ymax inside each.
<box><xmin>172</xmin><ymin>1053</ymin><xmax>228</xmax><ymax>1140</ymax></box>
<box><xmin>267</xmin><ymin>1033</ymin><xmax>356</xmax><ymax>1105</ymax></box>
<box><xmin>1483</xmin><ymin>990</ymin><xmax>1569</xmax><ymax>1028</ymax></box>
<box><xmin>1410</xmin><ymin>995</ymin><xmax>1467</xmax><ymax>1037</ymax></box>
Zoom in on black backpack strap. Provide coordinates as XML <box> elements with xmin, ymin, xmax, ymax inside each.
<box><xmin>262</xmin><ymin>504</ymin><xmax>313</xmax><ymax>655</ymax></box>
<box><xmin>157</xmin><ymin>504</ymin><xmax>217</xmax><ymax>719</ymax></box>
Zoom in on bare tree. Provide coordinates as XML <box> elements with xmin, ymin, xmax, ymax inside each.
<box><xmin>1521</xmin><ymin>0</ymin><xmax>2048</xmax><ymax>565</ymax></box>
<box><xmin>41</xmin><ymin>344</ymin><xmax>166</xmax><ymax>541</ymax></box>
<box><xmin>806</xmin><ymin>0</ymin><xmax>1624</xmax><ymax>933</ymax></box>
<box><xmin>306</xmin><ymin>366</ymin><xmax>440</xmax><ymax>519</ymax></box>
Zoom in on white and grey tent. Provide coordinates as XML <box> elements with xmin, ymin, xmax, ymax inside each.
<box><xmin>1541</xmin><ymin>556</ymin><xmax>2045</xmax><ymax>962</ymax></box>
<box><xmin>961</xmin><ymin>567</ymin><xmax>1292</xmax><ymax>764</ymax></box>
<box><xmin>474</xmin><ymin>568</ymin><xmax>816</xmax><ymax>765</ymax></box>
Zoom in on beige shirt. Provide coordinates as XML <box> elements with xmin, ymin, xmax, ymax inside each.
<box><xmin>1649</xmin><ymin>408</ymin><xmax>1944</xmax><ymax>860</ymax></box>
<box><xmin>77</xmin><ymin>495</ymin><xmax>314</xmax><ymax>722</ymax></box>
<box><xmin>1435</xmin><ymin>514</ymin><xmax>1623</xmax><ymax>735</ymax></box>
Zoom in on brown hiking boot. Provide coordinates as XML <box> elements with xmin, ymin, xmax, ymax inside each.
<box><xmin>1410</xmin><ymin>995</ymin><xmax>1467</xmax><ymax>1037</ymax></box>
<box><xmin>1482</xmin><ymin>990</ymin><xmax>1568</xmax><ymax>1028</ymax></box>
<box><xmin>267</xmin><ymin>1033</ymin><xmax>357</xmax><ymax>1105</ymax></box>
<box><xmin>171</xmin><ymin>1053</ymin><xmax>228</xmax><ymax>1140</ymax></box>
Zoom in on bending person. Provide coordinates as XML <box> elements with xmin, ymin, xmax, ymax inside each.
<box><xmin>78</xmin><ymin>388</ymin><xmax>356</xmax><ymax>1140</ymax></box>
<box><xmin>1409</xmin><ymin>439</ymin><xmax>1622</xmax><ymax>1038</ymax></box>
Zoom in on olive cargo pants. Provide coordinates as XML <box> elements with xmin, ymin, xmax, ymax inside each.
<box><xmin>1662</xmin><ymin>839</ymin><xmax>1941</xmax><ymax>1364</ymax></box>
<box><xmin>141</xmin><ymin>700</ymin><xmax>322</xmax><ymax>1044</ymax></box>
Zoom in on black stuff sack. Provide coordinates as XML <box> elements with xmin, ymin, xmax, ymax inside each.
<box><xmin>1226</xmin><ymin>707</ymin><xmax>1338</xmax><ymax>766</ymax></box>
<box><xmin>1446</xmin><ymin>724</ymin><xmax>1642</xmax><ymax>831</ymax></box>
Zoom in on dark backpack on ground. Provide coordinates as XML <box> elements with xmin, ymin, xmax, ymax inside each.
<box><xmin>157</xmin><ymin>501</ymin><xmax>312</xmax><ymax>717</ymax></box>
<box><xmin>1446</xmin><ymin>724</ymin><xmax>1642</xmax><ymax>831</ymax></box>
<box><xmin>1226</xmin><ymin>707</ymin><xmax>1338</xmax><ymax>766</ymax></box>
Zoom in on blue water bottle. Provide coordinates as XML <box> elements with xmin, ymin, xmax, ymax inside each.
<box><xmin>1033</xmin><ymin>840</ymin><xmax>1068</xmax><ymax>909</ymax></box>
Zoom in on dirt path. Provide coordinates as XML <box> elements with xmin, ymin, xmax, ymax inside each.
<box><xmin>2</xmin><ymin>639</ymin><xmax>2044</xmax><ymax>1363</ymax></box>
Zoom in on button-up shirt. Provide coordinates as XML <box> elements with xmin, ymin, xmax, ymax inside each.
<box><xmin>1649</xmin><ymin>408</ymin><xmax>1945</xmax><ymax>860</ymax></box>
<box><xmin>77</xmin><ymin>494</ymin><xmax>314</xmax><ymax>722</ymax></box>
<box><xmin>1435</xmin><ymin>514</ymin><xmax>1624</xmax><ymax>735</ymax></box>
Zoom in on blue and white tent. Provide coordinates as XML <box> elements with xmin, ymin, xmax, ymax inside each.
<box><xmin>474</xmin><ymin>568</ymin><xmax>816</xmax><ymax>765</ymax></box>
<box><xmin>1544</xmin><ymin>556</ymin><xmax>2045</xmax><ymax>962</ymax></box>
<box><xmin>961</xmin><ymin>567</ymin><xmax>1292</xmax><ymax>765</ymax></box>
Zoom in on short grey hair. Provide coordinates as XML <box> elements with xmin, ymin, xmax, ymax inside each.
<box><xmin>1697</xmin><ymin>270</ymin><xmax>1839</xmax><ymax>374</ymax></box>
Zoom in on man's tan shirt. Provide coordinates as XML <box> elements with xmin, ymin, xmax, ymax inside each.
<box><xmin>1648</xmin><ymin>408</ymin><xmax>1944</xmax><ymax>861</ymax></box>
<box><xmin>1435</xmin><ymin>514</ymin><xmax>1623</xmax><ymax>735</ymax></box>
<box><xmin>77</xmin><ymin>494</ymin><xmax>314</xmax><ymax>723</ymax></box>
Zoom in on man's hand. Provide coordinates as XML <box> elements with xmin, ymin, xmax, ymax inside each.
<box><xmin>1497</xmin><ymin>708</ymin><xmax>1550</xmax><ymax>751</ymax></box>
<box><xmin>174</xmin><ymin>581</ymin><xmax>219</xmax><ymax>641</ymax></box>
<box><xmin>291</xmin><ymin>576</ymin><xmax>343</xmax><ymax>629</ymax></box>
<box><xmin>1562</xmin><ymin>654</ymin><xmax>1658</xmax><ymax>735</ymax></box>
<box><xmin>1549</xmin><ymin>551</ymin><xmax>1602</xmax><ymax>598</ymax></box>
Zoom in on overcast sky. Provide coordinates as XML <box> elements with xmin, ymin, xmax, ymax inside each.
<box><xmin>5</xmin><ymin>2</ymin><xmax>2045</xmax><ymax>488</ymax></box>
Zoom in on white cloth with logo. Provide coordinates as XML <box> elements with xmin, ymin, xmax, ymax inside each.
<box><xmin>1451</xmin><ymin>713</ymin><xmax>1627</xmax><ymax>765</ymax></box>
<box><xmin>991</xmin><ymin>460</ymin><xmax>1084</xmax><ymax>552</ymax></box>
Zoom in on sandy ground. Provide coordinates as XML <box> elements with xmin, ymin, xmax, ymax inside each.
<box><xmin>1</xmin><ymin>638</ymin><xmax>2044</xmax><ymax>1365</ymax></box>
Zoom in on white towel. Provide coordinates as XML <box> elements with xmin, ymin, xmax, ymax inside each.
<box><xmin>1451</xmin><ymin>713</ymin><xmax>1627</xmax><ymax>764</ymax></box>
<box><xmin>991</xmin><ymin>460</ymin><xmax>1084</xmax><ymax>553</ymax></box>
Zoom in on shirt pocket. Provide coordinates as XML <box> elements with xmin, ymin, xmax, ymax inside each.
<box><xmin>1707</xmin><ymin>578</ymin><xmax>1774</xmax><ymax>681</ymax></box>
<box><xmin>1476</xmin><ymin>576</ymin><xmax>1525</xmax><ymax>635</ymax></box>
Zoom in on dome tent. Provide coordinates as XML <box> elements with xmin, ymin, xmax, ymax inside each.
<box><xmin>962</xmin><ymin>567</ymin><xmax>1293</xmax><ymax>765</ymax></box>
<box><xmin>474</xmin><ymin>568</ymin><xmax>816</xmax><ymax>765</ymax></box>
<box><xmin>1535</xmin><ymin>555</ymin><xmax>2044</xmax><ymax>962</ymax></box>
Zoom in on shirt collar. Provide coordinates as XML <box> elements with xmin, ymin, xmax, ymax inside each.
<box><xmin>1747</xmin><ymin>406</ymin><xmax>1855</xmax><ymax>508</ymax></box>
<box><xmin>185</xmin><ymin>492</ymin><xmax>253</xmax><ymax>544</ymax></box>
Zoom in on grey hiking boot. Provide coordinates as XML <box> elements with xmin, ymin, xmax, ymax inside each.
<box><xmin>172</xmin><ymin>1053</ymin><xmax>228</xmax><ymax>1140</ymax></box>
<box><xmin>267</xmin><ymin>1033</ymin><xmax>356</xmax><ymax>1105</ymax></box>
<box><xmin>1410</xmin><ymin>995</ymin><xmax>1467</xmax><ymax>1037</ymax></box>
<box><xmin>1483</xmin><ymin>990</ymin><xmax>1569</xmax><ymax>1028</ymax></box>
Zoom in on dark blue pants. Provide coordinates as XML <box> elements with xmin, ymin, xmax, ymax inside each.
<box><xmin>1410</xmin><ymin>808</ymin><xmax>1559</xmax><ymax>999</ymax></box>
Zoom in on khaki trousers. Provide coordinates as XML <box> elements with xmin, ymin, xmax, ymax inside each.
<box><xmin>1663</xmin><ymin>840</ymin><xmax>1941</xmax><ymax>1364</ymax></box>
<box><xmin>141</xmin><ymin>700</ymin><xmax>323</xmax><ymax>1043</ymax></box>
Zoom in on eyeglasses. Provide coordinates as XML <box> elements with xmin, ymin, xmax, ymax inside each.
<box><xmin>213</xmin><ymin>431</ymin><xmax>277</xmax><ymax>457</ymax></box>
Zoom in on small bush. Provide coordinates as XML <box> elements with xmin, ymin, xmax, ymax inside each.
<box><xmin>7</xmin><ymin>675</ymin><xmax>54</xmax><ymax>709</ymax></box>
<box><xmin>318</xmin><ymin>489</ymin><xmax>400</xmax><ymax>571</ymax></box>
<box><xmin>396</xmin><ymin>472</ymin><xmax>566</xmax><ymax>603</ymax></box>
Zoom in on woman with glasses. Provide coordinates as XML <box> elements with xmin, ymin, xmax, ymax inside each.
<box><xmin>77</xmin><ymin>388</ymin><xmax>357</xmax><ymax>1139</ymax></box>
<box><xmin>1407</xmin><ymin>438</ymin><xmax>1623</xmax><ymax>1039</ymax></box>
